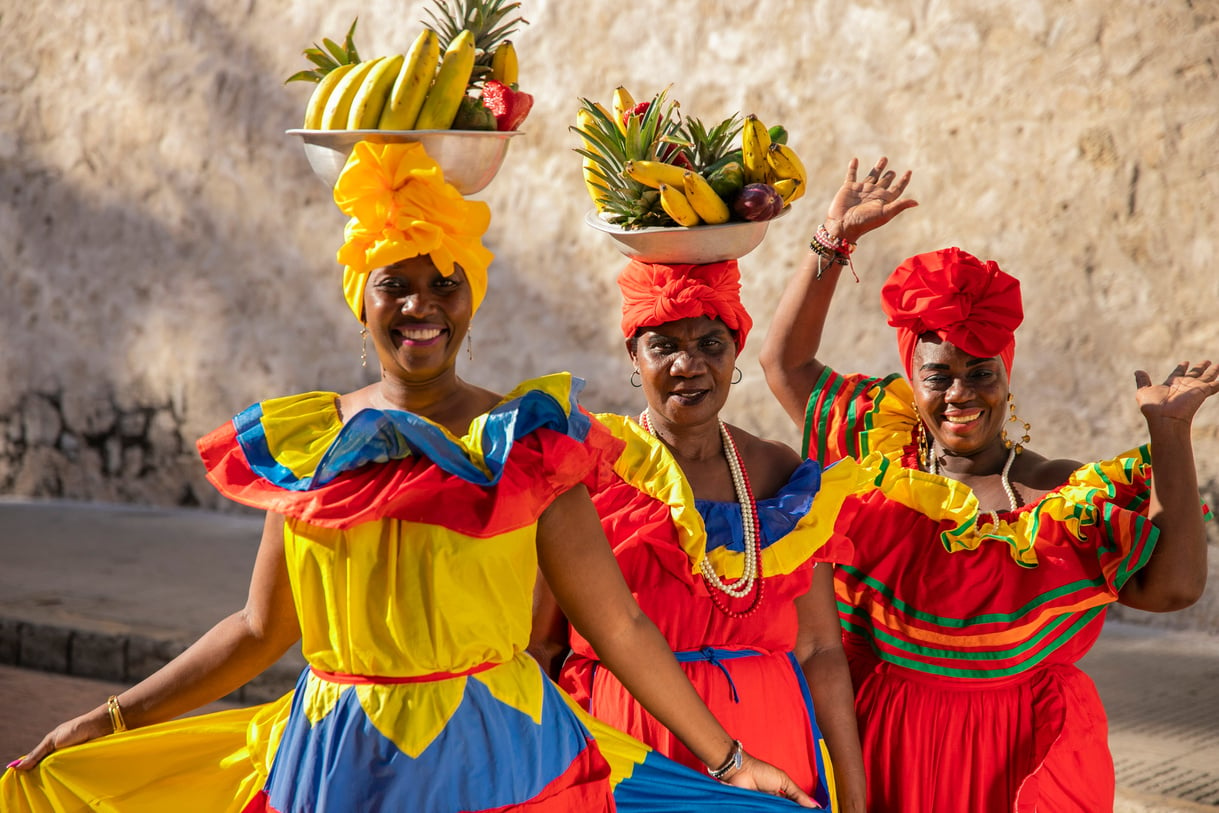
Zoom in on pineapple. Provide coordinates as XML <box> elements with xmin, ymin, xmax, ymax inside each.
<box><xmin>423</xmin><ymin>0</ymin><xmax>527</xmax><ymax>84</ymax></box>
<box><xmin>574</xmin><ymin>88</ymin><xmax>687</xmax><ymax>229</ymax></box>
<box><xmin>679</xmin><ymin>114</ymin><xmax>743</xmax><ymax>172</ymax></box>
<box><xmin>285</xmin><ymin>18</ymin><xmax>361</xmax><ymax>84</ymax></box>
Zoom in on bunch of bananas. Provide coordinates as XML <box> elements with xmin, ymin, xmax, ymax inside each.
<box><xmin>301</xmin><ymin>31</ymin><xmax>519</xmax><ymax>131</ymax></box>
<box><xmin>575</xmin><ymin>87</ymin><xmax>808</xmax><ymax>230</ymax></box>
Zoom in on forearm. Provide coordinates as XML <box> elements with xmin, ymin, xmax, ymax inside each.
<box><xmin>1122</xmin><ymin>418</ymin><xmax>1208</xmax><ymax>610</ymax></box>
<box><xmin>117</xmin><ymin>609</ymin><xmax>299</xmax><ymax>728</ymax></box>
<box><xmin>595</xmin><ymin>611</ymin><xmax>735</xmax><ymax>769</ymax></box>
<box><xmin>803</xmin><ymin>647</ymin><xmax>867</xmax><ymax>813</ymax></box>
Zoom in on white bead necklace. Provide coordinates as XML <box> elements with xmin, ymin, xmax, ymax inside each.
<box><xmin>929</xmin><ymin>442</ymin><xmax>1020</xmax><ymax>526</ymax></box>
<box><xmin>640</xmin><ymin>411</ymin><xmax>764</xmax><ymax>610</ymax></box>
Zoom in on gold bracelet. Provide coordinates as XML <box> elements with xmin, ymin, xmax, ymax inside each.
<box><xmin>106</xmin><ymin>695</ymin><xmax>128</xmax><ymax>734</ymax></box>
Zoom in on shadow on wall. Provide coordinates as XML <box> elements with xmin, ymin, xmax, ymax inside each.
<box><xmin>0</xmin><ymin>2</ymin><xmax>362</xmax><ymax>508</ymax></box>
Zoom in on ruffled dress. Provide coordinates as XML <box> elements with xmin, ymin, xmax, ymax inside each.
<box><xmin>803</xmin><ymin>367</ymin><xmax>1201</xmax><ymax>813</ymax></box>
<box><xmin>1</xmin><ymin>374</ymin><xmax>812</xmax><ymax>813</ymax></box>
<box><xmin>561</xmin><ymin>413</ymin><xmax>861</xmax><ymax>810</ymax></box>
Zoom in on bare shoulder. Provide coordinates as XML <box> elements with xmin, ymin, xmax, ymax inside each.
<box><xmin>1012</xmin><ymin>448</ymin><xmax>1084</xmax><ymax>492</ymax></box>
<box><xmin>725</xmin><ymin>423</ymin><xmax>802</xmax><ymax>496</ymax></box>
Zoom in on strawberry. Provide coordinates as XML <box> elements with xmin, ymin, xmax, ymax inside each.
<box><xmin>481</xmin><ymin>80</ymin><xmax>533</xmax><ymax>131</ymax></box>
<box><xmin>623</xmin><ymin>101</ymin><xmax>650</xmax><ymax>127</ymax></box>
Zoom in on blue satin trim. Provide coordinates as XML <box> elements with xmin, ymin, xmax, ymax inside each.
<box><xmin>697</xmin><ymin>458</ymin><xmax>825</xmax><ymax>553</ymax></box>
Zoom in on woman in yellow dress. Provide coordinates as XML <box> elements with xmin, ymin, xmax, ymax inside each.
<box><xmin>2</xmin><ymin>142</ymin><xmax>816</xmax><ymax>812</ymax></box>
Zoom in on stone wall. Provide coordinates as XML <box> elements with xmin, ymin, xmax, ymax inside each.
<box><xmin>3</xmin><ymin>1</ymin><xmax>1217</xmax><ymax>624</ymax></box>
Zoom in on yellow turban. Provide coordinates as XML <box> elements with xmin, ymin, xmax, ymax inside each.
<box><xmin>334</xmin><ymin>141</ymin><xmax>494</xmax><ymax>321</ymax></box>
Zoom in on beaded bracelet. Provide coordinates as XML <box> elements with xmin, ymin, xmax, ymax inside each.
<box><xmin>107</xmin><ymin>695</ymin><xmax>128</xmax><ymax>734</ymax></box>
<box><xmin>809</xmin><ymin>224</ymin><xmax>859</xmax><ymax>281</ymax></box>
<box><xmin>707</xmin><ymin>739</ymin><xmax>743</xmax><ymax>780</ymax></box>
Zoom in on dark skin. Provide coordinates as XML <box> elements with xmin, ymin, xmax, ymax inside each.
<box><xmin>533</xmin><ymin>315</ymin><xmax>867</xmax><ymax>813</ymax></box>
<box><xmin>760</xmin><ymin>157</ymin><xmax>1217</xmax><ymax>613</ymax></box>
<box><xmin>14</xmin><ymin>257</ymin><xmax>815</xmax><ymax>806</ymax></box>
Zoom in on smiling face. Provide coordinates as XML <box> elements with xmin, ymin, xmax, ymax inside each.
<box><xmin>630</xmin><ymin>316</ymin><xmax>738</xmax><ymax>428</ymax></box>
<box><xmin>910</xmin><ymin>333</ymin><xmax>1010</xmax><ymax>459</ymax></box>
<box><xmin>363</xmin><ymin>255</ymin><xmax>472</xmax><ymax>382</ymax></box>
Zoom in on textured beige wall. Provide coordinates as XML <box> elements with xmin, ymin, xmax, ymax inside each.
<box><xmin>2</xmin><ymin>1</ymin><xmax>1216</xmax><ymax>620</ymax></box>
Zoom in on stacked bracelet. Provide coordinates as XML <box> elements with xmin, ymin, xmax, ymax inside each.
<box><xmin>706</xmin><ymin>739</ymin><xmax>744</xmax><ymax>781</ymax></box>
<box><xmin>106</xmin><ymin>695</ymin><xmax>128</xmax><ymax>734</ymax></box>
<box><xmin>809</xmin><ymin>224</ymin><xmax>858</xmax><ymax>280</ymax></box>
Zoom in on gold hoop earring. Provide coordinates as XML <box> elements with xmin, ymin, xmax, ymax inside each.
<box><xmin>1001</xmin><ymin>392</ymin><xmax>1031</xmax><ymax>453</ymax></box>
<box><xmin>630</xmin><ymin>369</ymin><xmax>642</xmax><ymax>388</ymax></box>
<box><xmin>731</xmin><ymin>367</ymin><xmax>743</xmax><ymax>385</ymax></box>
<box><xmin>912</xmin><ymin>401</ymin><xmax>934</xmax><ymax>472</ymax></box>
<box><xmin>466</xmin><ymin>324</ymin><xmax>473</xmax><ymax>362</ymax></box>
<box><xmin>360</xmin><ymin>326</ymin><xmax>368</xmax><ymax>368</ymax></box>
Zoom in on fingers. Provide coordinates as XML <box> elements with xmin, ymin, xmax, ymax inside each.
<box><xmin>11</xmin><ymin>735</ymin><xmax>56</xmax><ymax>770</ymax></box>
<box><xmin>890</xmin><ymin>169</ymin><xmax>914</xmax><ymax>197</ymax></box>
<box><xmin>1163</xmin><ymin>360</ymin><xmax>1190</xmax><ymax>386</ymax></box>
<box><xmin>864</xmin><ymin>156</ymin><xmax>888</xmax><ymax>181</ymax></box>
<box><xmin>844</xmin><ymin>157</ymin><xmax>860</xmax><ymax>183</ymax></box>
<box><xmin>1134</xmin><ymin>370</ymin><xmax>1152</xmax><ymax>389</ymax></box>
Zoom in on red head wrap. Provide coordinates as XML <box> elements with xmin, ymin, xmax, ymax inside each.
<box><xmin>617</xmin><ymin>260</ymin><xmax>753</xmax><ymax>349</ymax></box>
<box><xmin>881</xmin><ymin>247</ymin><xmax>1023</xmax><ymax>378</ymax></box>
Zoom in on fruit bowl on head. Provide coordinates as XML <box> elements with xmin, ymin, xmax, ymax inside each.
<box><xmin>584</xmin><ymin>207</ymin><xmax>789</xmax><ymax>264</ymax></box>
<box><xmin>287</xmin><ymin>129</ymin><xmax>522</xmax><ymax>195</ymax></box>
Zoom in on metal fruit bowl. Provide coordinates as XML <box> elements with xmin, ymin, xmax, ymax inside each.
<box><xmin>584</xmin><ymin>207</ymin><xmax>788</xmax><ymax>264</ymax></box>
<box><xmin>287</xmin><ymin>129</ymin><xmax>521</xmax><ymax>195</ymax></box>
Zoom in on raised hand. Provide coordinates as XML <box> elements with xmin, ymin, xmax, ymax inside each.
<box><xmin>824</xmin><ymin>156</ymin><xmax>918</xmax><ymax>245</ymax></box>
<box><xmin>1135</xmin><ymin>360</ymin><xmax>1219</xmax><ymax>424</ymax></box>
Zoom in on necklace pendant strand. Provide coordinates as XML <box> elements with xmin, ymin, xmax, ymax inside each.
<box><xmin>926</xmin><ymin>437</ymin><xmax>1020</xmax><ymax>524</ymax></box>
<box><xmin>640</xmin><ymin>411</ymin><xmax>764</xmax><ymax>617</ymax></box>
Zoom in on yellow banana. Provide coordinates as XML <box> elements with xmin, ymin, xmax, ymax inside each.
<box><xmin>624</xmin><ymin>159</ymin><xmax>686</xmax><ymax>190</ymax></box>
<box><xmin>766</xmin><ymin>142</ymin><xmax>807</xmax><ymax>186</ymax></box>
<box><xmin>612</xmin><ymin>85</ymin><xmax>636</xmax><ymax>134</ymax></box>
<box><xmin>773</xmin><ymin>178</ymin><xmax>802</xmax><ymax>205</ymax></box>
<box><xmin>682</xmin><ymin>171</ymin><xmax>731</xmax><ymax>225</ymax></box>
<box><xmin>321</xmin><ymin>58</ymin><xmax>380</xmax><ymax>129</ymax></box>
<box><xmin>303</xmin><ymin>63</ymin><xmax>356</xmax><ymax>129</ymax></box>
<box><xmin>414</xmin><ymin>29</ymin><xmax>476</xmax><ymax>130</ymax></box>
<box><xmin>658</xmin><ymin>183</ymin><xmax>701</xmax><ymax>227</ymax></box>
<box><xmin>378</xmin><ymin>29</ymin><xmax>440</xmax><ymax>130</ymax></box>
<box><xmin>576</xmin><ymin>109</ymin><xmax>607</xmax><ymax>210</ymax></box>
<box><xmin>741</xmin><ymin>114</ymin><xmax>773</xmax><ymax>185</ymax></box>
<box><xmin>489</xmin><ymin>40</ymin><xmax>518</xmax><ymax>86</ymax></box>
<box><xmin>348</xmin><ymin>54</ymin><xmax>404</xmax><ymax>129</ymax></box>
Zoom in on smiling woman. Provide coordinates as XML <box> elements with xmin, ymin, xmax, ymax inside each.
<box><xmin>759</xmin><ymin>159</ymin><xmax>1219</xmax><ymax>813</ymax></box>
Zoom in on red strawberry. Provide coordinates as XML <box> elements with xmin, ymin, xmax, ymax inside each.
<box><xmin>481</xmin><ymin>80</ymin><xmax>534</xmax><ymax>131</ymax></box>
<box><xmin>623</xmin><ymin>101</ymin><xmax>650</xmax><ymax>126</ymax></box>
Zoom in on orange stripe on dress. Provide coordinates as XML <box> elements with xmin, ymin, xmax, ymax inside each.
<box><xmin>311</xmin><ymin>661</ymin><xmax>498</xmax><ymax>684</ymax></box>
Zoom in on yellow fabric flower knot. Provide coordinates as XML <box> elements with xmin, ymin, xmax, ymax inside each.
<box><xmin>334</xmin><ymin>141</ymin><xmax>494</xmax><ymax>321</ymax></box>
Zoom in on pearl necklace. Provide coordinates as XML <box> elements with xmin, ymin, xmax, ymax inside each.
<box><xmin>640</xmin><ymin>411</ymin><xmax>764</xmax><ymax>617</ymax></box>
<box><xmin>929</xmin><ymin>442</ymin><xmax>1020</xmax><ymax>526</ymax></box>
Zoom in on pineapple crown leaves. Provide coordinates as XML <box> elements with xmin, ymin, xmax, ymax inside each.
<box><xmin>423</xmin><ymin>0</ymin><xmax>528</xmax><ymax>82</ymax></box>
<box><xmin>679</xmin><ymin>113</ymin><xmax>743</xmax><ymax>170</ymax></box>
<box><xmin>286</xmin><ymin>18</ymin><xmax>361</xmax><ymax>84</ymax></box>
<box><xmin>574</xmin><ymin>87</ymin><xmax>685</xmax><ymax>228</ymax></box>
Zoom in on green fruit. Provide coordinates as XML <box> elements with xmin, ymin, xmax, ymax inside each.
<box><xmin>702</xmin><ymin>149</ymin><xmax>743</xmax><ymax>176</ymax></box>
<box><xmin>705</xmin><ymin>161</ymin><xmax>745</xmax><ymax>200</ymax></box>
<box><xmin>768</xmin><ymin>124</ymin><xmax>788</xmax><ymax>145</ymax></box>
<box><xmin>451</xmin><ymin>95</ymin><xmax>497</xmax><ymax>131</ymax></box>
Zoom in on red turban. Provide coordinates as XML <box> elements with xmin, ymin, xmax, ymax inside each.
<box><xmin>881</xmin><ymin>247</ymin><xmax>1023</xmax><ymax>378</ymax></box>
<box><xmin>617</xmin><ymin>260</ymin><xmax>753</xmax><ymax>349</ymax></box>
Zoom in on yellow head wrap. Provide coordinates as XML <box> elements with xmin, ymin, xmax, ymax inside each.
<box><xmin>334</xmin><ymin>140</ymin><xmax>494</xmax><ymax>321</ymax></box>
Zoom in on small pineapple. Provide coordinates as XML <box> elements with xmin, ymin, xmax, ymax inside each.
<box><xmin>574</xmin><ymin>88</ymin><xmax>687</xmax><ymax>229</ymax></box>
<box><xmin>285</xmin><ymin>18</ymin><xmax>361</xmax><ymax>84</ymax></box>
<box><xmin>423</xmin><ymin>0</ymin><xmax>527</xmax><ymax>84</ymax></box>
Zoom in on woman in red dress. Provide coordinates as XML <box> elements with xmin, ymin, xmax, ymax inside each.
<box><xmin>759</xmin><ymin>157</ymin><xmax>1218</xmax><ymax>812</ymax></box>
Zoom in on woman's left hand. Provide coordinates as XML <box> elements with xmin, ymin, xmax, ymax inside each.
<box><xmin>1135</xmin><ymin>360</ymin><xmax>1219</xmax><ymax>424</ymax></box>
<box><xmin>726</xmin><ymin>753</ymin><xmax>816</xmax><ymax>807</ymax></box>
<box><xmin>823</xmin><ymin>156</ymin><xmax>918</xmax><ymax>245</ymax></box>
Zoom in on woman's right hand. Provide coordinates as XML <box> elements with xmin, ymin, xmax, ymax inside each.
<box><xmin>824</xmin><ymin>156</ymin><xmax>918</xmax><ymax>245</ymax></box>
<box><xmin>725</xmin><ymin>752</ymin><xmax>817</xmax><ymax>807</ymax></box>
<box><xmin>8</xmin><ymin>706</ymin><xmax>112</xmax><ymax>770</ymax></box>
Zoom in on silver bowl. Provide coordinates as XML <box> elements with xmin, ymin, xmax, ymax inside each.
<box><xmin>584</xmin><ymin>207</ymin><xmax>788</xmax><ymax>264</ymax></box>
<box><xmin>287</xmin><ymin>129</ymin><xmax>521</xmax><ymax>195</ymax></box>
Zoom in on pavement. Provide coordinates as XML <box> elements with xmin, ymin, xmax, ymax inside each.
<box><xmin>1</xmin><ymin>497</ymin><xmax>1217</xmax><ymax>810</ymax></box>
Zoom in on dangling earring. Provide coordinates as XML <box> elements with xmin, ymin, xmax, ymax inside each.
<box><xmin>731</xmin><ymin>367</ymin><xmax>743</xmax><ymax>385</ymax></box>
<box><xmin>360</xmin><ymin>326</ymin><xmax>368</xmax><ymax>368</ymax></box>
<box><xmin>630</xmin><ymin>369</ymin><xmax>642</xmax><ymax>388</ymax></box>
<box><xmin>1001</xmin><ymin>392</ymin><xmax>1032</xmax><ymax>453</ymax></box>
<box><xmin>912</xmin><ymin>401</ymin><xmax>935</xmax><ymax>472</ymax></box>
<box><xmin>466</xmin><ymin>323</ymin><xmax>474</xmax><ymax>362</ymax></box>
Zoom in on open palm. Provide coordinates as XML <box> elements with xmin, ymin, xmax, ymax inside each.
<box><xmin>1135</xmin><ymin>360</ymin><xmax>1219</xmax><ymax>422</ymax></box>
